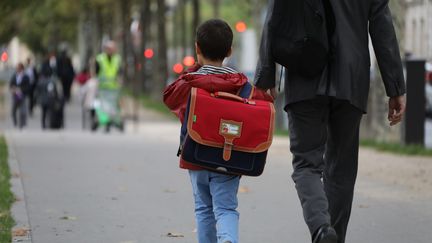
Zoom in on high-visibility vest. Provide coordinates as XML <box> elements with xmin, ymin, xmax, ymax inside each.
<box><xmin>96</xmin><ymin>53</ymin><xmax>121</xmax><ymax>89</ymax></box>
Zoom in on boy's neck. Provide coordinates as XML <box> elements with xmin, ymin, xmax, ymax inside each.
<box><xmin>201</xmin><ymin>59</ymin><xmax>224</xmax><ymax>67</ymax></box>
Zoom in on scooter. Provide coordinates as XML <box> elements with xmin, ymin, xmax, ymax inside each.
<box><xmin>91</xmin><ymin>88</ymin><xmax>124</xmax><ymax>133</ymax></box>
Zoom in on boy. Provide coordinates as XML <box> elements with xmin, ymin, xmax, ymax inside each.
<box><xmin>163</xmin><ymin>19</ymin><xmax>272</xmax><ymax>243</ymax></box>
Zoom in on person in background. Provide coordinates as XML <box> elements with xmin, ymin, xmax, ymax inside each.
<box><xmin>56</xmin><ymin>50</ymin><xmax>75</xmax><ymax>102</ymax></box>
<box><xmin>96</xmin><ymin>41</ymin><xmax>121</xmax><ymax>90</ymax></box>
<box><xmin>76</xmin><ymin>66</ymin><xmax>91</xmax><ymax>86</ymax></box>
<box><xmin>38</xmin><ymin>58</ymin><xmax>64</xmax><ymax>129</ymax></box>
<box><xmin>25</xmin><ymin>57</ymin><xmax>39</xmax><ymax>117</ymax></box>
<box><xmin>10</xmin><ymin>63</ymin><xmax>30</xmax><ymax>129</ymax></box>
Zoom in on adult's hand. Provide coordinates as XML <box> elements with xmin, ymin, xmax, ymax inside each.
<box><xmin>268</xmin><ymin>88</ymin><xmax>277</xmax><ymax>100</ymax></box>
<box><xmin>255</xmin><ymin>86</ymin><xmax>277</xmax><ymax>100</ymax></box>
<box><xmin>388</xmin><ymin>95</ymin><xmax>406</xmax><ymax>126</ymax></box>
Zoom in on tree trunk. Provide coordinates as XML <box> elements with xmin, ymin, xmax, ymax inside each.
<box><xmin>139</xmin><ymin>0</ymin><xmax>151</xmax><ymax>93</ymax></box>
<box><xmin>211</xmin><ymin>0</ymin><xmax>220</xmax><ymax>18</ymax></box>
<box><xmin>153</xmin><ymin>0</ymin><xmax>168</xmax><ymax>101</ymax></box>
<box><xmin>120</xmin><ymin>0</ymin><xmax>131</xmax><ymax>85</ymax></box>
<box><xmin>180</xmin><ymin>0</ymin><xmax>187</xmax><ymax>58</ymax></box>
<box><xmin>191</xmin><ymin>0</ymin><xmax>200</xmax><ymax>53</ymax></box>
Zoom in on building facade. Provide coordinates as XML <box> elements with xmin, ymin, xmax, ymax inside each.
<box><xmin>405</xmin><ymin>0</ymin><xmax>432</xmax><ymax>59</ymax></box>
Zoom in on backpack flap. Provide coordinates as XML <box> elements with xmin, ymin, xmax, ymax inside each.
<box><xmin>186</xmin><ymin>88</ymin><xmax>275</xmax><ymax>158</ymax></box>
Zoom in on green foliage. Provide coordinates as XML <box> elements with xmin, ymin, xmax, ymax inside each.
<box><xmin>360</xmin><ymin>139</ymin><xmax>432</xmax><ymax>157</ymax></box>
<box><xmin>0</xmin><ymin>136</ymin><xmax>15</xmax><ymax>242</ymax></box>
<box><xmin>0</xmin><ymin>0</ymin><xmax>80</xmax><ymax>53</ymax></box>
<box><xmin>139</xmin><ymin>95</ymin><xmax>174</xmax><ymax>117</ymax></box>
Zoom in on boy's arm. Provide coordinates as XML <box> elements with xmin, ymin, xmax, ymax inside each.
<box><xmin>163</xmin><ymin>64</ymin><xmax>201</xmax><ymax>122</ymax></box>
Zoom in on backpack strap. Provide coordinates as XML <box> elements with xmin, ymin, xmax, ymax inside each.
<box><xmin>238</xmin><ymin>82</ymin><xmax>254</xmax><ymax>99</ymax></box>
<box><xmin>178</xmin><ymin>95</ymin><xmax>191</xmax><ymax>156</ymax></box>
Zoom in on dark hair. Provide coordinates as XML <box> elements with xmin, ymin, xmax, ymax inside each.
<box><xmin>196</xmin><ymin>19</ymin><xmax>233</xmax><ymax>61</ymax></box>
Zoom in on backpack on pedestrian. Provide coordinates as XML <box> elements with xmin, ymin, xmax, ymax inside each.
<box><xmin>179</xmin><ymin>82</ymin><xmax>275</xmax><ymax>176</ymax></box>
<box><xmin>269</xmin><ymin>0</ymin><xmax>334</xmax><ymax>77</ymax></box>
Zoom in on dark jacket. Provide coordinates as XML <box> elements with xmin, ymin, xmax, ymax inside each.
<box><xmin>9</xmin><ymin>72</ymin><xmax>30</xmax><ymax>97</ymax></box>
<box><xmin>255</xmin><ymin>0</ymin><xmax>406</xmax><ymax>112</ymax></box>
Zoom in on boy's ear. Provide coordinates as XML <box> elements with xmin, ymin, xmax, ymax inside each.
<box><xmin>195</xmin><ymin>42</ymin><xmax>202</xmax><ymax>55</ymax></box>
<box><xmin>226</xmin><ymin>47</ymin><xmax>233</xmax><ymax>58</ymax></box>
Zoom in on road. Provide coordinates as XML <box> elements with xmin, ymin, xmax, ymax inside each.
<box><xmin>1</xmin><ymin>88</ymin><xmax>432</xmax><ymax>243</ymax></box>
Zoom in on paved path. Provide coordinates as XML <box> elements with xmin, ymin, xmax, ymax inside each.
<box><xmin>1</xmin><ymin>88</ymin><xmax>432</xmax><ymax>243</ymax></box>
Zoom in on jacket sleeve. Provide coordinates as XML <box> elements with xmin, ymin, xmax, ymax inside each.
<box><xmin>163</xmin><ymin>76</ymin><xmax>190</xmax><ymax>122</ymax></box>
<box><xmin>163</xmin><ymin>64</ymin><xmax>201</xmax><ymax>122</ymax></box>
<box><xmin>369</xmin><ymin>0</ymin><xmax>406</xmax><ymax>97</ymax></box>
<box><xmin>254</xmin><ymin>0</ymin><xmax>276</xmax><ymax>90</ymax></box>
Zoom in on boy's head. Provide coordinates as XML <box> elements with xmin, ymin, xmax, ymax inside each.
<box><xmin>196</xmin><ymin>19</ymin><xmax>233</xmax><ymax>62</ymax></box>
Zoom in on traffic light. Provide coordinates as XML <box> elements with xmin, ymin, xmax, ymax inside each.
<box><xmin>1</xmin><ymin>51</ymin><xmax>8</xmax><ymax>62</ymax></box>
<box><xmin>235</xmin><ymin>21</ymin><xmax>247</xmax><ymax>33</ymax></box>
<box><xmin>173</xmin><ymin>63</ymin><xmax>184</xmax><ymax>74</ymax></box>
<box><xmin>144</xmin><ymin>48</ymin><xmax>154</xmax><ymax>59</ymax></box>
<box><xmin>183</xmin><ymin>56</ymin><xmax>195</xmax><ymax>67</ymax></box>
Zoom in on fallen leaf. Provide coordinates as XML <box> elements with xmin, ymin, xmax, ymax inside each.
<box><xmin>13</xmin><ymin>228</ymin><xmax>29</xmax><ymax>237</ymax></box>
<box><xmin>358</xmin><ymin>204</ymin><xmax>370</xmax><ymax>209</ymax></box>
<box><xmin>163</xmin><ymin>189</ymin><xmax>176</xmax><ymax>193</ymax></box>
<box><xmin>238</xmin><ymin>186</ymin><xmax>250</xmax><ymax>194</ymax></box>
<box><xmin>60</xmin><ymin>216</ymin><xmax>77</xmax><ymax>220</ymax></box>
<box><xmin>12</xmin><ymin>172</ymin><xmax>20</xmax><ymax>178</ymax></box>
<box><xmin>166</xmin><ymin>232</ymin><xmax>184</xmax><ymax>237</ymax></box>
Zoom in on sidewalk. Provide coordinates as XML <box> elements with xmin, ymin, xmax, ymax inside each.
<box><xmin>2</xmin><ymin>89</ymin><xmax>432</xmax><ymax>243</ymax></box>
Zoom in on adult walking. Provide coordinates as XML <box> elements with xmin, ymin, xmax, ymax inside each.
<box><xmin>25</xmin><ymin>58</ymin><xmax>39</xmax><ymax>116</ymax></box>
<box><xmin>57</xmin><ymin>50</ymin><xmax>75</xmax><ymax>102</ymax></box>
<box><xmin>255</xmin><ymin>0</ymin><xmax>406</xmax><ymax>243</ymax></box>
<box><xmin>10</xmin><ymin>63</ymin><xmax>30</xmax><ymax>129</ymax></box>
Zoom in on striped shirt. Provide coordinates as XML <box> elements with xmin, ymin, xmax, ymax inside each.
<box><xmin>189</xmin><ymin>65</ymin><xmax>238</xmax><ymax>75</ymax></box>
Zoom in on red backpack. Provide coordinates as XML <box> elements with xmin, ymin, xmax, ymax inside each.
<box><xmin>179</xmin><ymin>83</ymin><xmax>275</xmax><ymax>176</ymax></box>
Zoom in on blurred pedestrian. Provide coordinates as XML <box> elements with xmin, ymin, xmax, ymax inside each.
<box><xmin>255</xmin><ymin>0</ymin><xmax>406</xmax><ymax>242</ymax></box>
<box><xmin>9</xmin><ymin>63</ymin><xmax>30</xmax><ymax>129</ymax></box>
<box><xmin>25</xmin><ymin>57</ymin><xmax>39</xmax><ymax>117</ymax></box>
<box><xmin>56</xmin><ymin>50</ymin><xmax>75</xmax><ymax>102</ymax></box>
<box><xmin>76</xmin><ymin>66</ymin><xmax>90</xmax><ymax>86</ymax></box>
<box><xmin>38</xmin><ymin>59</ymin><xmax>64</xmax><ymax>129</ymax></box>
<box><xmin>96</xmin><ymin>41</ymin><xmax>121</xmax><ymax>90</ymax></box>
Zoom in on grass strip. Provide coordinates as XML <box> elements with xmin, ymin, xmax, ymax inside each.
<box><xmin>0</xmin><ymin>135</ymin><xmax>14</xmax><ymax>242</ymax></box>
<box><xmin>360</xmin><ymin>139</ymin><xmax>432</xmax><ymax>157</ymax></box>
<box><xmin>138</xmin><ymin>95</ymin><xmax>172</xmax><ymax>117</ymax></box>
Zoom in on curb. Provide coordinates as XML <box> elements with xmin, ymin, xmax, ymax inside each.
<box><xmin>6</xmin><ymin>134</ymin><xmax>32</xmax><ymax>243</ymax></box>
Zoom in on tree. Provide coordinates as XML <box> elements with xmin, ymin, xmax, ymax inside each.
<box><xmin>211</xmin><ymin>0</ymin><xmax>221</xmax><ymax>18</ymax></box>
<box><xmin>138</xmin><ymin>0</ymin><xmax>151</xmax><ymax>92</ymax></box>
<box><xmin>191</xmin><ymin>0</ymin><xmax>200</xmax><ymax>53</ymax></box>
<box><xmin>154</xmin><ymin>0</ymin><xmax>168</xmax><ymax>100</ymax></box>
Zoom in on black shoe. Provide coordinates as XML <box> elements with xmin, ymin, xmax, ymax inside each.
<box><xmin>313</xmin><ymin>224</ymin><xmax>337</xmax><ymax>243</ymax></box>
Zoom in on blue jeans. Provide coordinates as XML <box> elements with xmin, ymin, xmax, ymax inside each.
<box><xmin>189</xmin><ymin>170</ymin><xmax>240</xmax><ymax>243</ymax></box>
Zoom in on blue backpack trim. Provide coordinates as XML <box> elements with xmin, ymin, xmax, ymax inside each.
<box><xmin>177</xmin><ymin>82</ymin><xmax>254</xmax><ymax>156</ymax></box>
